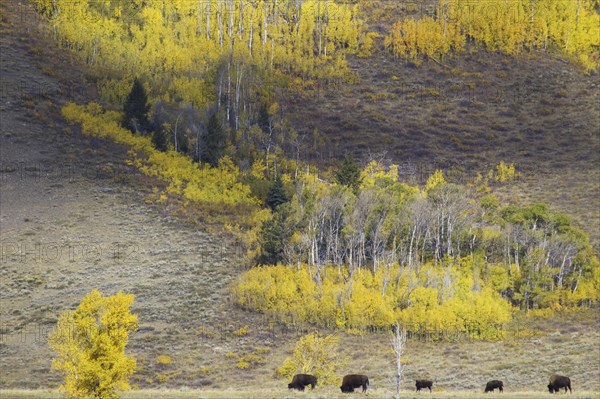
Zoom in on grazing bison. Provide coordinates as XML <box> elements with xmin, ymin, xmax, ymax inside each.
<box><xmin>484</xmin><ymin>380</ymin><xmax>504</xmax><ymax>393</ymax></box>
<box><xmin>416</xmin><ymin>379</ymin><xmax>433</xmax><ymax>392</ymax></box>
<box><xmin>548</xmin><ymin>374</ymin><xmax>571</xmax><ymax>394</ymax></box>
<box><xmin>288</xmin><ymin>374</ymin><xmax>317</xmax><ymax>391</ymax></box>
<box><xmin>340</xmin><ymin>374</ymin><xmax>369</xmax><ymax>393</ymax></box>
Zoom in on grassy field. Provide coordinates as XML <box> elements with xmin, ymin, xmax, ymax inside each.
<box><xmin>2</xmin><ymin>389</ymin><xmax>600</xmax><ymax>399</ymax></box>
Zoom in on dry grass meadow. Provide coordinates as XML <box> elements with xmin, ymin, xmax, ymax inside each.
<box><xmin>2</xmin><ymin>389</ymin><xmax>600</xmax><ymax>399</ymax></box>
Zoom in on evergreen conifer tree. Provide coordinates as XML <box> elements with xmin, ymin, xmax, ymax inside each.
<box><xmin>122</xmin><ymin>77</ymin><xmax>150</xmax><ymax>134</ymax></box>
<box><xmin>202</xmin><ymin>112</ymin><xmax>226</xmax><ymax>167</ymax></box>
<box><xmin>336</xmin><ymin>154</ymin><xmax>362</xmax><ymax>194</ymax></box>
<box><xmin>258</xmin><ymin>206</ymin><xmax>289</xmax><ymax>264</ymax></box>
<box><xmin>257</xmin><ymin>103</ymin><xmax>271</xmax><ymax>134</ymax></box>
<box><xmin>266</xmin><ymin>175</ymin><xmax>289</xmax><ymax>210</ymax></box>
<box><xmin>152</xmin><ymin>126</ymin><xmax>167</xmax><ymax>152</ymax></box>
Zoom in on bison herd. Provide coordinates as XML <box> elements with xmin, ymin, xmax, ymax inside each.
<box><xmin>287</xmin><ymin>373</ymin><xmax>574</xmax><ymax>394</ymax></box>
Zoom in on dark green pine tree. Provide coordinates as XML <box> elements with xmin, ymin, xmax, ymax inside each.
<box><xmin>258</xmin><ymin>206</ymin><xmax>290</xmax><ymax>265</ymax></box>
<box><xmin>257</xmin><ymin>102</ymin><xmax>271</xmax><ymax>134</ymax></box>
<box><xmin>336</xmin><ymin>154</ymin><xmax>362</xmax><ymax>194</ymax></box>
<box><xmin>265</xmin><ymin>175</ymin><xmax>289</xmax><ymax>210</ymax></box>
<box><xmin>202</xmin><ymin>112</ymin><xmax>226</xmax><ymax>167</ymax></box>
<box><xmin>177</xmin><ymin>130</ymin><xmax>190</xmax><ymax>154</ymax></box>
<box><xmin>122</xmin><ymin>77</ymin><xmax>150</xmax><ymax>134</ymax></box>
<box><xmin>152</xmin><ymin>125</ymin><xmax>168</xmax><ymax>152</ymax></box>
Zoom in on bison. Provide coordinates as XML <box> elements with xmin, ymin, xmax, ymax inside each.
<box><xmin>416</xmin><ymin>379</ymin><xmax>433</xmax><ymax>392</ymax></box>
<box><xmin>484</xmin><ymin>380</ymin><xmax>504</xmax><ymax>393</ymax></box>
<box><xmin>340</xmin><ymin>374</ymin><xmax>369</xmax><ymax>393</ymax></box>
<box><xmin>548</xmin><ymin>374</ymin><xmax>571</xmax><ymax>394</ymax></box>
<box><xmin>288</xmin><ymin>374</ymin><xmax>317</xmax><ymax>391</ymax></box>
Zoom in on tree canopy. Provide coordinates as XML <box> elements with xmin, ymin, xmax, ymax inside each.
<box><xmin>49</xmin><ymin>289</ymin><xmax>138</xmax><ymax>399</ymax></box>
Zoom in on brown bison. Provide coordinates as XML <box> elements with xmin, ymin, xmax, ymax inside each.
<box><xmin>340</xmin><ymin>374</ymin><xmax>369</xmax><ymax>393</ymax></box>
<box><xmin>288</xmin><ymin>374</ymin><xmax>317</xmax><ymax>391</ymax></box>
<box><xmin>484</xmin><ymin>380</ymin><xmax>504</xmax><ymax>393</ymax></box>
<box><xmin>548</xmin><ymin>374</ymin><xmax>571</xmax><ymax>394</ymax></box>
<box><xmin>416</xmin><ymin>379</ymin><xmax>433</xmax><ymax>392</ymax></box>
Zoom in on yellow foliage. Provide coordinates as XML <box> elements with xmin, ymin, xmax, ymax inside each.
<box><xmin>254</xmin><ymin>346</ymin><xmax>271</xmax><ymax>354</ymax></box>
<box><xmin>233</xmin><ymin>326</ymin><xmax>249</xmax><ymax>336</ymax></box>
<box><xmin>424</xmin><ymin>169</ymin><xmax>446</xmax><ymax>193</ymax></box>
<box><xmin>358</xmin><ymin>32</ymin><xmax>380</xmax><ymax>58</ymax></box>
<box><xmin>385</xmin><ymin>16</ymin><xmax>464</xmax><ymax>62</ymax></box>
<box><xmin>234</xmin><ymin>260</ymin><xmax>514</xmax><ymax>339</ymax></box>
<box><xmin>155</xmin><ymin>355</ymin><xmax>172</xmax><ymax>365</ymax></box>
<box><xmin>154</xmin><ymin>372</ymin><xmax>170</xmax><ymax>383</ymax></box>
<box><xmin>527</xmin><ymin>307</ymin><xmax>558</xmax><ymax>319</ymax></box>
<box><xmin>385</xmin><ymin>0</ymin><xmax>600</xmax><ymax>71</ymax></box>
<box><xmin>236</xmin><ymin>353</ymin><xmax>263</xmax><ymax>370</ymax></box>
<box><xmin>250</xmin><ymin>159</ymin><xmax>267</xmax><ymax>180</ymax></box>
<box><xmin>488</xmin><ymin>265</ymin><xmax>511</xmax><ymax>292</ymax></box>
<box><xmin>494</xmin><ymin>161</ymin><xmax>519</xmax><ymax>183</ymax></box>
<box><xmin>276</xmin><ymin>332</ymin><xmax>345</xmax><ymax>386</ymax></box>
<box><xmin>226</xmin><ymin>207</ymin><xmax>272</xmax><ymax>264</ymax></box>
<box><xmin>62</xmin><ymin>103</ymin><xmax>258</xmax><ymax>209</ymax></box>
<box><xmin>359</xmin><ymin>161</ymin><xmax>399</xmax><ymax>189</ymax></box>
<box><xmin>49</xmin><ymin>289</ymin><xmax>138</xmax><ymax>399</ymax></box>
<box><xmin>35</xmin><ymin>0</ymin><xmax>370</xmax><ymax>107</ymax></box>
<box><xmin>344</xmin><ymin>278</ymin><xmax>396</xmax><ymax>328</ymax></box>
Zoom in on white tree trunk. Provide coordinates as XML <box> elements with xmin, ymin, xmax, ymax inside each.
<box><xmin>392</xmin><ymin>324</ymin><xmax>407</xmax><ymax>399</ymax></box>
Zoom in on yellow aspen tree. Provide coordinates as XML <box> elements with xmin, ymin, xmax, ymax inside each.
<box><xmin>49</xmin><ymin>290</ymin><xmax>138</xmax><ymax>399</ymax></box>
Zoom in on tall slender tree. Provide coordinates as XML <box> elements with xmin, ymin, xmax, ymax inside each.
<box><xmin>202</xmin><ymin>112</ymin><xmax>226</xmax><ymax>167</ymax></box>
<box><xmin>392</xmin><ymin>323</ymin><xmax>407</xmax><ymax>399</ymax></box>
<box><xmin>152</xmin><ymin>126</ymin><xmax>168</xmax><ymax>152</ymax></box>
<box><xmin>122</xmin><ymin>77</ymin><xmax>150</xmax><ymax>134</ymax></box>
<box><xmin>258</xmin><ymin>205</ymin><xmax>290</xmax><ymax>265</ymax></box>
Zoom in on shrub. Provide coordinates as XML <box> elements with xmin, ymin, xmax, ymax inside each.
<box><xmin>276</xmin><ymin>332</ymin><xmax>345</xmax><ymax>386</ymax></box>
<box><xmin>236</xmin><ymin>353</ymin><xmax>263</xmax><ymax>370</ymax></box>
<box><xmin>233</xmin><ymin>326</ymin><xmax>249</xmax><ymax>336</ymax></box>
<box><xmin>155</xmin><ymin>355</ymin><xmax>172</xmax><ymax>365</ymax></box>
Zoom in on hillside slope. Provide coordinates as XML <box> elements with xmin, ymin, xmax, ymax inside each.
<box><xmin>0</xmin><ymin>7</ymin><xmax>245</xmax><ymax>388</ymax></box>
<box><xmin>0</xmin><ymin>2</ymin><xmax>598</xmax><ymax>396</ymax></box>
<box><xmin>284</xmin><ymin>45</ymin><xmax>600</xmax><ymax>248</ymax></box>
